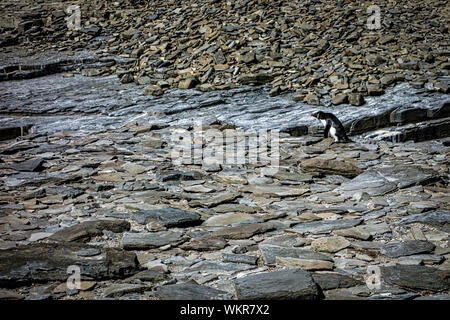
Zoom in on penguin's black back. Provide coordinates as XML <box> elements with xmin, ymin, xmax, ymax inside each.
<box><xmin>318</xmin><ymin>112</ymin><xmax>352</xmax><ymax>142</ymax></box>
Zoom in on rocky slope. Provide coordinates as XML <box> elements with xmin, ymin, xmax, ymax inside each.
<box><xmin>1</xmin><ymin>0</ymin><xmax>449</xmax><ymax>103</ymax></box>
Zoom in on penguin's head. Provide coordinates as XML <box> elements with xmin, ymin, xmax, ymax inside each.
<box><xmin>311</xmin><ymin>111</ymin><xmax>325</xmax><ymax>119</ymax></box>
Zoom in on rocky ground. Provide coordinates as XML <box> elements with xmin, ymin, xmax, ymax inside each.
<box><xmin>0</xmin><ymin>0</ymin><xmax>449</xmax><ymax>301</ymax></box>
<box><xmin>1</xmin><ymin>0</ymin><xmax>449</xmax><ymax>101</ymax></box>
<box><xmin>0</xmin><ymin>120</ymin><xmax>449</xmax><ymax>300</ymax></box>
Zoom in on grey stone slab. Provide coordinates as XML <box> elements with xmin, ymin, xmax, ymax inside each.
<box><xmin>121</xmin><ymin>231</ymin><xmax>184</xmax><ymax>250</ymax></box>
<box><xmin>258</xmin><ymin>243</ymin><xmax>333</xmax><ymax>265</ymax></box>
<box><xmin>234</xmin><ymin>269</ymin><xmax>319</xmax><ymax>300</ymax></box>
<box><xmin>288</xmin><ymin>219</ymin><xmax>362</xmax><ymax>235</ymax></box>
<box><xmin>380</xmin><ymin>240</ymin><xmax>435</xmax><ymax>258</ymax></box>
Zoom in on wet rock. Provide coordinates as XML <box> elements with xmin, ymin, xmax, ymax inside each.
<box><xmin>234</xmin><ymin>269</ymin><xmax>319</xmax><ymax>300</ymax></box>
<box><xmin>380</xmin><ymin>240</ymin><xmax>436</xmax><ymax>258</ymax></box>
<box><xmin>0</xmin><ymin>243</ymin><xmax>138</xmax><ymax>287</ymax></box>
<box><xmin>380</xmin><ymin>265</ymin><xmax>450</xmax><ymax>292</ymax></box>
<box><xmin>48</xmin><ymin>219</ymin><xmax>130</xmax><ymax>242</ymax></box>
<box><xmin>390</xmin><ymin>107</ymin><xmax>428</xmax><ymax>124</ymax></box>
<box><xmin>121</xmin><ymin>231</ymin><xmax>184</xmax><ymax>250</ymax></box>
<box><xmin>154</xmin><ymin>283</ymin><xmax>232</xmax><ymax>300</ymax></box>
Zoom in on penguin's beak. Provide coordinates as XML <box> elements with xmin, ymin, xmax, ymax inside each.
<box><xmin>311</xmin><ymin>112</ymin><xmax>317</xmax><ymax>118</ymax></box>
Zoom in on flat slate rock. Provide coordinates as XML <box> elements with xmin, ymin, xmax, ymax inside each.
<box><xmin>0</xmin><ymin>243</ymin><xmax>138</xmax><ymax>287</ymax></box>
<box><xmin>334</xmin><ymin>171</ymin><xmax>397</xmax><ymax>197</ymax></box>
<box><xmin>155</xmin><ymin>170</ymin><xmax>204</xmax><ymax>182</ymax></box>
<box><xmin>259</xmin><ymin>244</ymin><xmax>333</xmax><ymax>265</ymax></box>
<box><xmin>189</xmin><ymin>192</ymin><xmax>240</xmax><ymax>208</ymax></box>
<box><xmin>132</xmin><ymin>207</ymin><xmax>202</xmax><ymax>227</ymax></box>
<box><xmin>102</xmin><ymin>283</ymin><xmax>147</xmax><ymax>298</ymax></box>
<box><xmin>210</xmin><ymin>222</ymin><xmax>274</xmax><ymax>239</ymax></box>
<box><xmin>300</xmin><ymin>159</ymin><xmax>363</xmax><ymax>178</ymax></box>
<box><xmin>125</xmin><ymin>270</ymin><xmax>169</xmax><ymax>283</ymax></box>
<box><xmin>154</xmin><ymin>283</ymin><xmax>233</xmax><ymax>300</ymax></box>
<box><xmin>222</xmin><ymin>253</ymin><xmax>258</xmax><ymax>265</ymax></box>
<box><xmin>335</xmin><ymin>165</ymin><xmax>433</xmax><ymax>197</ymax></box>
<box><xmin>380</xmin><ymin>265</ymin><xmax>450</xmax><ymax>292</ymax></box>
<box><xmin>234</xmin><ymin>269</ymin><xmax>319</xmax><ymax>300</ymax></box>
<box><xmin>179</xmin><ymin>237</ymin><xmax>227</xmax><ymax>251</ymax></box>
<box><xmin>185</xmin><ymin>260</ymin><xmax>255</xmax><ymax>275</ymax></box>
<box><xmin>311</xmin><ymin>272</ymin><xmax>363</xmax><ymax>291</ymax></box>
<box><xmin>8</xmin><ymin>158</ymin><xmax>44</xmax><ymax>172</ymax></box>
<box><xmin>393</xmin><ymin>210</ymin><xmax>450</xmax><ymax>229</ymax></box>
<box><xmin>288</xmin><ymin>219</ymin><xmax>362</xmax><ymax>235</ymax></box>
<box><xmin>243</xmin><ymin>185</ymin><xmax>309</xmax><ymax>197</ymax></box>
<box><xmin>48</xmin><ymin>219</ymin><xmax>130</xmax><ymax>242</ymax></box>
<box><xmin>121</xmin><ymin>231</ymin><xmax>184</xmax><ymax>250</ymax></box>
<box><xmin>380</xmin><ymin>240</ymin><xmax>435</xmax><ymax>258</ymax></box>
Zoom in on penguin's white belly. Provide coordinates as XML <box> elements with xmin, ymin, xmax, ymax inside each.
<box><xmin>330</xmin><ymin>127</ymin><xmax>338</xmax><ymax>141</ymax></box>
<box><xmin>320</xmin><ymin>120</ymin><xmax>327</xmax><ymax>126</ymax></box>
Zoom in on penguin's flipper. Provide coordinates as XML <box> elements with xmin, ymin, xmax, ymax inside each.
<box><xmin>323</xmin><ymin>121</ymin><xmax>331</xmax><ymax>138</ymax></box>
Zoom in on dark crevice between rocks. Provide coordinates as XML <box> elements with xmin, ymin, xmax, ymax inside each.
<box><xmin>0</xmin><ymin>124</ymin><xmax>34</xmax><ymax>141</ymax></box>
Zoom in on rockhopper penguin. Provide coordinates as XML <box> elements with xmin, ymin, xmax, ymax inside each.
<box><xmin>311</xmin><ymin>111</ymin><xmax>352</xmax><ymax>143</ymax></box>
